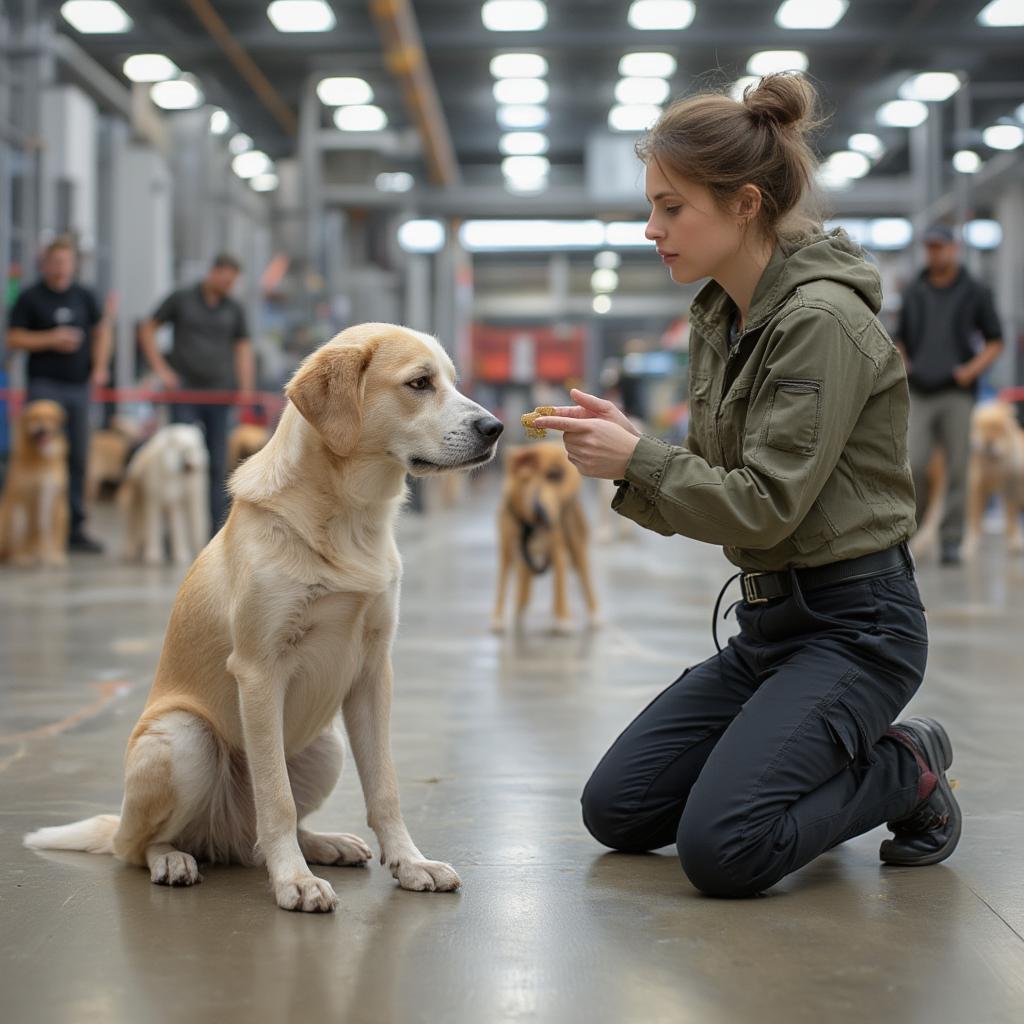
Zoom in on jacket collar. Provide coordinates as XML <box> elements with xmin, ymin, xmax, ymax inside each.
<box><xmin>688</xmin><ymin>242</ymin><xmax>793</xmax><ymax>360</ymax></box>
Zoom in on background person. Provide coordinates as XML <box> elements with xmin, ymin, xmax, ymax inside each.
<box><xmin>6</xmin><ymin>236</ymin><xmax>113</xmax><ymax>553</ymax></box>
<box><xmin>895</xmin><ymin>224</ymin><xmax>1004</xmax><ymax>565</ymax></box>
<box><xmin>139</xmin><ymin>253</ymin><xmax>255</xmax><ymax>534</ymax></box>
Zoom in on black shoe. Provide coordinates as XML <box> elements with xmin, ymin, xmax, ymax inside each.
<box><xmin>880</xmin><ymin>717</ymin><xmax>962</xmax><ymax>867</ymax></box>
<box><xmin>940</xmin><ymin>542</ymin><xmax>961</xmax><ymax>566</ymax></box>
<box><xmin>68</xmin><ymin>532</ymin><xmax>105</xmax><ymax>554</ymax></box>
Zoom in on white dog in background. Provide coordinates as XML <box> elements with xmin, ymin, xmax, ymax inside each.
<box><xmin>118</xmin><ymin>424</ymin><xmax>209</xmax><ymax>566</ymax></box>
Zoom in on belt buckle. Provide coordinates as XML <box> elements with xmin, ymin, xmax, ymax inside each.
<box><xmin>742</xmin><ymin>572</ymin><xmax>769</xmax><ymax>605</ymax></box>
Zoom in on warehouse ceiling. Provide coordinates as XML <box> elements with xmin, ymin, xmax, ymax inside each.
<box><xmin>44</xmin><ymin>0</ymin><xmax>1024</xmax><ymax>193</ymax></box>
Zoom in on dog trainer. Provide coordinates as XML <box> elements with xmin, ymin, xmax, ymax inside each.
<box><xmin>139</xmin><ymin>253</ymin><xmax>255</xmax><ymax>534</ymax></box>
<box><xmin>534</xmin><ymin>73</ymin><xmax>961</xmax><ymax>898</ymax></box>
<box><xmin>6</xmin><ymin>236</ymin><xmax>113</xmax><ymax>553</ymax></box>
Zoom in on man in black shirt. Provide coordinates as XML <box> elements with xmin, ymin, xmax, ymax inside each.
<box><xmin>895</xmin><ymin>224</ymin><xmax>1004</xmax><ymax>565</ymax></box>
<box><xmin>139</xmin><ymin>253</ymin><xmax>254</xmax><ymax>534</ymax></box>
<box><xmin>7</xmin><ymin>236</ymin><xmax>113</xmax><ymax>552</ymax></box>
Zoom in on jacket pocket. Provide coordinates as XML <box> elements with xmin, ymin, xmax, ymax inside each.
<box><xmin>766</xmin><ymin>379</ymin><xmax>822</xmax><ymax>456</ymax></box>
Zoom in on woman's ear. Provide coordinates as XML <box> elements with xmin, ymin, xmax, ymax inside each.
<box><xmin>734</xmin><ymin>184</ymin><xmax>763</xmax><ymax>226</ymax></box>
<box><xmin>286</xmin><ymin>340</ymin><xmax>377</xmax><ymax>456</ymax></box>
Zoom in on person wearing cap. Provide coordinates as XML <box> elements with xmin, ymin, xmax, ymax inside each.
<box><xmin>139</xmin><ymin>254</ymin><xmax>255</xmax><ymax>534</ymax></box>
<box><xmin>895</xmin><ymin>224</ymin><xmax>1003</xmax><ymax>565</ymax></box>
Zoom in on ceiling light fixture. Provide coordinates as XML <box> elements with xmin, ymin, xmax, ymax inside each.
<box><xmin>977</xmin><ymin>0</ymin><xmax>1024</xmax><ymax>27</ymax></box>
<box><xmin>731</xmin><ymin>76</ymin><xmax>760</xmax><ymax>102</ymax></box>
<box><xmin>774</xmin><ymin>0</ymin><xmax>847</xmax><ymax>30</ymax></box>
<box><xmin>232</xmin><ymin>150</ymin><xmax>273</xmax><ymax>179</ymax></box>
<box><xmin>250</xmin><ymin>173</ymin><xmax>279</xmax><ymax>192</ymax></box>
<box><xmin>499</xmin><ymin>132</ymin><xmax>549</xmax><ymax>155</ymax></box>
<box><xmin>334</xmin><ymin>105</ymin><xmax>388</xmax><ymax>131</ymax></box>
<box><xmin>490</xmin><ymin>53</ymin><xmax>548</xmax><ymax>78</ymax></box>
<box><xmin>316</xmin><ymin>77</ymin><xmax>373</xmax><ymax>106</ymax></box>
<box><xmin>952</xmin><ymin>149</ymin><xmax>982</xmax><ymax>173</ymax></box>
<box><xmin>60</xmin><ymin>1</ymin><xmax>132</xmax><ymax>33</ymax></box>
<box><xmin>848</xmin><ymin>133</ymin><xmax>885</xmax><ymax>160</ymax></box>
<box><xmin>876</xmin><ymin>100</ymin><xmax>928</xmax><ymax>127</ymax></box>
<box><xmin>210</xmin><ymin>109</ymin><xmax>231</xmax><ymax>135</ymax></box>
<box><xmin>627</xmin><ymin>1</ymin><xmax>696</xmax><ymax>31</ymax></box>
<box><xmin>593</xmin><ymin>295</ymin><xmax>612</xmax><ymax>315</ymax></box>
<box><xmin>608</xmin><ymin>104</ymin><xmax>661</xmax><ymax>132</ymax></box>
<box><xmin>982</xmin><ymin>123</ymin><xmax>1024</xmax><ymax>150</ymax></box>
<box><xmin>229</xmin><ymin>133</ymin><xmax>254</xmax><ymax>154</ymax></box>
<box><xmin>615</xmin><ymin>77</ymin><xmax>670</xmax><ymax>105</ymax></box>
<box><xmin>150</xmin><ymin>77</ymin><xmax>204</xmax><ymax>111</ymax></box>
<box><xmin>123</xmin><ymin>54</ymin><xmax>179</xmax><ymax>83</ymax></box>
<box><xmin>497</xmin><ymin>105</ymin><xmax>549</xmax><ymax>129</ymax></box>
<box><xmin>897</xmin><ymin>72</ymin><xmax>961</xmax><ymax>102</ymax></box>
<box><xmin>266</xmin><ymin>1</ymin><xmax>336</xmax><ymax>33</ymax></box>
<box><xmin>746</xmin><ymin>50</ymin><xmax>808</xmax><ymax>75</ymax></box>
<box><xmin>493</xmin><ymin>78</ymin><xmax>549</xmax><ymax>105</ymax></box>
<box><xmin>482</xmin><ymin>1</ymin><xmax>548</xmax><ymax>32</ymax></box>
<box><xmin>398</xmin><ymin>219</ymin><xmax>446</xmax><ymax>254</ymax></box>
<box><xmin>618</xmin><ymin>52</ymin><xmax>677</xmax><ymax>78</ymax></box>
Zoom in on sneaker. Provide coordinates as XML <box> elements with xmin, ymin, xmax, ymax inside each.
<box><xmin>939</xmin><ymin>542</ymin><xmax>961</xmax><ymax>566</ymax></box>
<box><xmin>880</xmin><ymin>716</ymin><xmax>962</xmax><ymax>867</ymax></box>
<box><xmin>68</xmin><ymin>532</ymin><xmax>105</xmax><ymax>554</ymax></box>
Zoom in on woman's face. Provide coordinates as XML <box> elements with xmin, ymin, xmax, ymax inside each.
<box><xmin>643</xmin><ymin>161</ymin><xmax>746</xmax><ymax>285</ymax></box>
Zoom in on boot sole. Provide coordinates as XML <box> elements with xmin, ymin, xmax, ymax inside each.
<box><xmin>880</xmin><ymin>716</ymin><xmax>962</xmax><ymax>867</ymax></box>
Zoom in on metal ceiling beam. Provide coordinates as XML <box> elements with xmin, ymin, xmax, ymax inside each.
<box><xmin>369</xmin><ymin>0</ymin><xmax>459</xmax><ymax>187</ymax></box>
<box><xmin>183</xmin><ymin>0</ymin><xmax>297</xmax><ymax>137</ymax></box>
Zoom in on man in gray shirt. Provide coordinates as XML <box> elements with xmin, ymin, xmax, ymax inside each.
<box><xmin>139</xmin><ymin>253</ymin><xmax>255</xmax><ymax>533</ymax></box>
<box><xmin>895</xmin><ymin>224</ymin><xmax>1003</xmax><ymax>565</ymax></box>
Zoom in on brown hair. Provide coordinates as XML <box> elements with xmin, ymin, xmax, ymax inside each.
<box><xmin>636</xmin><ymin>72</ymin><xmax>825</xmax><ymax>240</ymax></box>
<box><xmin>43</xmin><ymin>235</ymin><xmax>77</xmax><ymax>258</ymax></box>
<box><xmin>211</xmin><ymin>252</ymin><xmax>242</xmax><ymax>272</ymax></box>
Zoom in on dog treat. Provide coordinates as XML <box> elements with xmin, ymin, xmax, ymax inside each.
<box><xmin>521</xmin><ymin>406</ymin><xmax>556</xmax><ymax>439</ymax></box>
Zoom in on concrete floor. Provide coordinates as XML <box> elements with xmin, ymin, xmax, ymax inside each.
<box><xmin>3</xmin><ymin>477</ymin><xmax>1024</xmax><ymax>1024</ymax></box>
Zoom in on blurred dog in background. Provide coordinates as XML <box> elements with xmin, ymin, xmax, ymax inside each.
<box><xmin>493</xmin><ymin>442</ymin><xmax>598</xmax><ymax>634</ymax></box>
<box><xmin>227</xmin><ymin>422</ymin><xmax>271</xmax><ymax>473</ymax></box>
<box><xmin>85</xmin><ymin>416</ymin><xmax>140</xmax><ymax>504</ymax></box>
<box><xmin>962</xmin><ymin>401</ymin><xmax>1024</xmax><ymax>559</ymax></box>
<box><xmin>0</xmin><ymin>400</ymin><xmax>69</xmax><ymax>567</ymax></box>
<box><xmin>118</xmin><ymin>423</ymin><xmax>209</xmax><ymax>566</ymax></box>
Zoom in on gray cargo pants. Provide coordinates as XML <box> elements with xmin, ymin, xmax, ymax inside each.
<box><xmin>908</xmin><ymin>387</ymin><xmax>974</xmax><ymax>548</ymax></box>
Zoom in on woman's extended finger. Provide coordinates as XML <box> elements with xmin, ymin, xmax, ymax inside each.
<box><xmin>536</xmin><ymin>405</ymin><xmax>589</xmax><ymax>419</ymax></box>
<box><xmin>530</xmin><ymin>415</ymin><xmax>590</xmax><ymax>433</ymax></box>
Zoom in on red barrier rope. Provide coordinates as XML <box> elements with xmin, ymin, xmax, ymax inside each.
<box><xmin>0</xmin><ymin>386</ymin><xmax>287</xmax><ymax>420</ymax></box>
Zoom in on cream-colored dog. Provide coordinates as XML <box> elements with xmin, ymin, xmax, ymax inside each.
<box><xmin>118</xmin><ymin>423</ymin><xmax>210</xmax><ymax>566</ymax></box>
<box><xmin>963</xmin><ymin>401</ymin><xmax>1024</xmax><ymax>558</ymax></box>
<box><xmin>25</xmin><ymin>324</ymin><xmax>503</xmax><ymax>912</ymax></box>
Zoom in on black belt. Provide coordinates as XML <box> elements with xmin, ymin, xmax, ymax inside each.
<box><xmin>739</xmin><ymin>543</ymin><xmax>913</xmax><ymax>606</ymax></box>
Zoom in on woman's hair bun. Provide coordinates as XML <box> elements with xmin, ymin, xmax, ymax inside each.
<box><xmin>743</xmin><ymin>72</ymin><xmax>816</xmax><ymax>131</ymax></box>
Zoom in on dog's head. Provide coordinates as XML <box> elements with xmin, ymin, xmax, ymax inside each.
<box><xmin>18</xmin><ymin>400</ymin><xmax>65</xmax><ymax>456</ymax></box>
<box><xmin>160</xmin><ymin>424</ymin><xmax>209</xmax><ymax>475</ymax></box>
<box><xmin>503</xmin><ymin>442</ymin><xmax>581</xmax><ymax>523</ymax></box>
<box><xmin>971</xmin><ymin>402</ymin><xmax>1020</xmax><ymax>462</ymax></box>
<box><xmin>286</xmin><ymin>323</ymin><xmax>503</xmax><ymax>475</ymax></box>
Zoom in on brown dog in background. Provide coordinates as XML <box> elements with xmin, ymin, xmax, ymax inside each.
<box><xmin>227</xmin><ymin>422</ymin><xmax>271</xmax><ymax>473</ymax></box>
<box><xmin>962</xmin><ymin>401</ymin><xmax>1024</xmax><ymax>558</ymax></box>
<box><xmin>85</xmin><ymin>416</ymin><xmax>139</xmax><ymax>503</ymax></box>
<box><xmin>492</xmin><ymin>442</ymin><xmax>598</xmax><ymax>634</ymax></box>
<box><xmin>0</xmin><ymin>400</ymin><xmax>69</xmax><ymax>567</ymax></box>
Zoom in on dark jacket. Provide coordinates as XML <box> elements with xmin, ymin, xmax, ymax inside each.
<box><xmin>612</xmin><ymin>230</ymin><xmax>917</xmax><ymax>572</ymax></box>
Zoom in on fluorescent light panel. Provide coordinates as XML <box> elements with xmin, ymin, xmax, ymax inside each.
<box><xmin>775</xmin><ymin>0</ymin><xmax>847</xmax><ymax>29</ymax></box>
<box><xmin>952</xmin><ymin>150</ymin><xmax>981</xmax><ymax>173</ymax></box>
<box><xmin>493</xmin><ymin>78</ymin><xmax>549</xmax><ymax>104</ymax></box>
<box><xmin>983</xmin><ymin>123</ymin><xmax>1024</xmax><ymax>150</ymax></box>
<box><xmin>317</xmin><ymin>77</ymin><xmax>373</xmax><ymax>106</ymax></box>
<box><xmin>898</xmin><ymin>72</ymin><xmax>961</xmax><ymax>102</ymax></box>
<box><xmin>398</xmin><ymin>220</ymin><xmax>446</xmax><ymax>254</ymax></box>
<box><xmin>123</xmin><ymin>54</ymin><xmax>179</xmax><ymax>83</ymax></box>
<box><xmin>61</xmin><ymin>1</ymin><xmax>132</xmax><ymax>33</ymax></box>
<box><xmin>334</xmin><ymin>105</ymin><xmax>388</xmax><ymax>131</ymax></box>
<box><xmin>150</xmin><ymin>78</ymin><xmax>203</xmax><ymax>110</ymax></box>
<box><xmin>876</xmin><ymin>100</ymin><xmax>928</xmax><ymax>127</ymax></box>
<box><xmin>482</xmin><ymin>1</ymin><xmax>548</xmax><ymax>31</ymax></box>
<box><xmin>848</xmin><ymin>133</ymin><xmax>884</xmax><ymax>160</ymax></box>
<box><xmin>746</xmin><ymin>50</ymin><xmax>808</xmax><ymax>75</ymax></box>
<box><xmin>497</xmin><ymin>105</ymin><xmax>549</xmax><ymax>129</ymax></box>
<box><xmin>490</xmin><ymin>53</ymin><xmax>548</xmax><ymax>78</ymax></box>
<box><xmin>499</xmin><ymin>132</ymin><xmax>549</xmax><ymax>155</ymax></box>
<box><xmin>977</xmin><ymin>0</ymin><xmax>1024</xmax><ymax>27</ymax></box>
<box><xmin>210</xmin><ymin>109</ymin><xmax>231</xmax><ymax>135</ymax></box>
<box><xmin>232</xmin><ymin>150</ymin><xmax>272</xmax><ymax>179</ymax></box>
<box><xmin>615</xmin><ymin>77</ymin><xmax>670</xmax><ymax>106</ymax></box>
<box><xmin>608</xmin><ymin>104</ymin><xmax>661</xmax><ymax>132</ymax></box>
<box><xmin>627</xmin><ymin>1</ymin><xmax>696</xmax><ymax>31</ymax></box>
<box><xmin>267</xmin><ymin>1</ymin><xmax>336</xmax><ymax>33</ymax></box>
<box><xmin>619</xmin><ymin>52</ymin><xmax>677</xmax><ymax>78</ymax></box>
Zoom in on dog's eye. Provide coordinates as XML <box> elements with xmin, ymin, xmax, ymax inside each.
<box><xmin>406</xmin><ymin>376</ymin><xmax>433</xmax><ymax>391</ymax></box>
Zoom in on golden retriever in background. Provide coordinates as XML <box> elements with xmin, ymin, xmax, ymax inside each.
<box><xmin>118</xmin><ymin>423</ymin><xmax>209</xmax><ymax>566</ymax></box>
<box><xmin>227</xmin><ymin>422</ymin><xmax>271</xmax><ymax>473</ymax></box>
<box><xmin>25</xmin><ymin>324</ymin><xmax>503</xmax><ymax>912</ymax></box>
<box><xmin>86</xmin><ymin>416</ymin><xmax>138</xmax><ymax>503</ymax></box>
<box><xmin>0</xmin><ymin>400</ymin><xmax>69</xmax><ymax>567</ymax></box>
<box><xmin>492</xmin><ymin>442</ymin><xmax>599</xmax><ymax>634</ymax></box>
<box><xmin>962</xmin><ymin>401</ymin><xmax>1024</xmax><ymax>559</ymax></box>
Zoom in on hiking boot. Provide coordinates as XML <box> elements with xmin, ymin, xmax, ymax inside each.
<box><xmin>880</xmin><ymin>716</ymin><xmax>962</xmax><ymax>867</ymax></box>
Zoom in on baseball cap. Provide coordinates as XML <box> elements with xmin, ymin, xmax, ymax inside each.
<box><xmin>922</xmin><ymin>223</ymin><xmax>956</xmax><ymax>244</ymax></box>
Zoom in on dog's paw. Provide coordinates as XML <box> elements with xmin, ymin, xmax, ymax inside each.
<box><xmin>1008</xmin><ymin>534</ymin><xmax>1024</xmax><ymax>554</ymax></box>
<box><xmin>551</xmin><ymin>617</ymin><xmax>574</xmax><ymax>636</ymax></box>
<box><xmin>299</xmin><ymin>831</ymin><xmax>373</xmax><ymax>866</ymax></box>
<box><xmin>42</xmin><ymin>552</ymin><xmax>68</xmax><ymax>568</ymax></box>
<box><xmin>274</xmin><ymin>873</ymin><xmax>338</xmax><ymax>912</ymax></box>
<box><xmin>392</xmin><ymin>858</ymin><xmax>461</xmax><ymax>893</ymax></box>
<box><xmin>490</xmin><ymin>615</ymin><xmax>507</xmax><ymax>634</ymax></box>
<box><xmin>150</xmin><ymin>850</ymin><xmax>202</xmax><ymax>886</ymax></box>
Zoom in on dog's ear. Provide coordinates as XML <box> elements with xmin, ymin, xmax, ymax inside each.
<box><xmin>286</xmin><ymin>341</ymin><xmax>377</xmax><ymax>456</ymax></box>
<box><xmin>509</xmin><ymin>447</ymin><xmax>540</xmax><ymax>474</ymax></box>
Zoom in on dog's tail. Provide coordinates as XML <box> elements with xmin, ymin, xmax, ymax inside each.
<box><xmin>23</xmin><ymin>814</ymin><xmax>119</xmax><ymax>855</ymax></box>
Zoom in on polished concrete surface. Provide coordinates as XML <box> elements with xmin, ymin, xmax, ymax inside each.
<box><xmin>3</xmin><ymin>476</ymin><xmax>1024</xmax><ymax>1024</ymax></box>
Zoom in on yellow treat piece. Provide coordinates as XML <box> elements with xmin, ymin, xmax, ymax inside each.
<box><xmin>521</xmin><ymin>406</ymin><xmax>556</xmax><ymax>438</ymax></box>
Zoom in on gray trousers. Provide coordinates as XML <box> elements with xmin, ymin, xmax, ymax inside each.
<box><xmin>908</xmin><ymin>388</ymin><xmax>974</xmax><ymax>547</ymax></box>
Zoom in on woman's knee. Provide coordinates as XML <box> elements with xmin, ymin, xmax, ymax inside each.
<box><xmin>580</xmin><ymin>772</ymin><xmax>650</xmax><ymax>853</ymax></box>
<box><xmin>676</xmin><ymin>818</ymin><xmax>767</xmax><ymax>898</ymax></box>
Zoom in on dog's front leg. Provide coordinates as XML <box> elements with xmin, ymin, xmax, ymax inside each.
<box><xmin>343</xmin><ymin>662</ymin><xmax>461</xmax><ymax>893</ymax></box>
<box><xmin>230</xmin><ymin>653</ymin><xmax>338</xmax><ymax>912</ymax></box>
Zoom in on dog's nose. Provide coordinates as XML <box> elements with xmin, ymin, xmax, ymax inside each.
<box><xmin>474</xmin><ymin>415</ymin><xmax>504</xmax><ymax>441</ymax></box>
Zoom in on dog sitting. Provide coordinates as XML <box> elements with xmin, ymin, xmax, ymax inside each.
<box><xmin>492</xmin><ymin>442</ymin><xmax>599</xmax><ymax>634</ymax></box>
<box><xmin>227</xmin><ymin>422</ymin><xmax>270</xmax><ymax>473</ymax></box>
<box><xmin>962</xmin><ymin>401</ymin><xmax>1024</xmax><ymax>558</ymax></box>
<box><xmin>118</xmin><ymin>423</ymin><xmax>209</xmax><ymax>566</ymax></box>
<box><xmin>0</xmin><ymin>400</ymin><xmax>69</xmax><ymax>567</ymax></box>
<box><xmin>24</xmin><ymin>323</ymin><xmax>503</xmax><ymax>912</ymax></box>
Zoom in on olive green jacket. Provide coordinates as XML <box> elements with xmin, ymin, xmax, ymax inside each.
<box><xmin>612</xmin><ymin>230</ymin><xmax>917</xmax><ymax>571</ymax></box>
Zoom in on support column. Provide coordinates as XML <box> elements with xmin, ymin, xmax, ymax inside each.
<box><xmin>993</xmin><ymin>181</ymin><xmax>1024</xmax><ymax>403</ymax></box>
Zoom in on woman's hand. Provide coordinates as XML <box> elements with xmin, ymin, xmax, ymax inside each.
<box><xmin>532</xmin><ymin>390</ymin><xmax>642</xmax><ymax>480</ymax></box>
